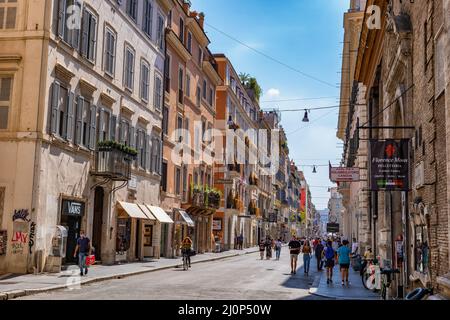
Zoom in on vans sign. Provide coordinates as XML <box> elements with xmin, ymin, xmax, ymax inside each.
<box><xmin>62</xmin><ymin>200</ymin><xmax>85</xmax><ymax>216</ymax></box>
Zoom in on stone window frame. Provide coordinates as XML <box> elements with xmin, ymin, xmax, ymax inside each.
<box><xmin>0</xmin><ymin>0</ymin><xmax>18</xmax><ymax>30</ymax></box>
<box><xmin>0</xmin><ymin>74</ymin><xmax>14</xmax><ymax>130</ymax></box>
<box><xmin>103</xmin><ymin>24</ymin><xmax>117</xmax><ymax>78</ymax></box>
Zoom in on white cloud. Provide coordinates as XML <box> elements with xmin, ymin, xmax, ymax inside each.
<box><xmin>266</xmin><ymin>88</ymin><xmax>280</xmax><ymax>98</ymax></box>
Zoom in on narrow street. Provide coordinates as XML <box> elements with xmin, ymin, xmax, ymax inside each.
<box><xmin>18</xmin><ymin>251</ymin><xmax>323</xmax><ymax>300</ymax></box>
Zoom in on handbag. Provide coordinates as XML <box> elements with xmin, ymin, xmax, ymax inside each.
<box><xmin>85</xmin><ymin>255</ymin><xmax>95</xmax><ymax>267</ymax></box>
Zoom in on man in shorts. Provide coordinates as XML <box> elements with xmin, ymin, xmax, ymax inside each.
<box><xmin>337</xmin><ymin>239</ymin><xmax>352</xmax><ymax>286</ymax></box>
<box><xmin>323</xmin><ymin>240</ymin><xmax>335</xmax><ymax>284</ymax></box>
<box><xmin>288</xmin><ymin>236</ymin><xmax>301</xmax><ymax>274</ymax></box>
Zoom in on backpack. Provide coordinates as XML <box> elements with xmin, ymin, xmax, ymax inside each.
<box><xmin>325</xmin><ymin>247</ymin><xmax>335</xmax><ymax>260</ymax></box>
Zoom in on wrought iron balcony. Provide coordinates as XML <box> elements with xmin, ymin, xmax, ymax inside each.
<box><xmin>93</xmin><ymin>141</ymin><xmax>137</xmax><ymax>181</ymax></box>
<box><xmin>191</xmin><ymin>187</ymin><xmax>221</xmax><ymax>210</ymax></box>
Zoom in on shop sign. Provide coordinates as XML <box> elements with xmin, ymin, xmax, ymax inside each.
<box><xmin>370</xmin><ymin>139</ymin><xmax>410</xmax><ymax>191</ymax></box>
<box><xmin>128</xmin><ymin>175</ymin><xmax>137</xmax><ymax>190</ymax></box>
<box><xmin>327</xmin><ymin>223</ymin><xmax>339</xmax><ymax>233</ymax></box>
<box><xmin>213</xmin><ymin>219</ymin><xmax>222</xmax><ymax>231</ymax></box>
<box><xmin>216</xmin><ymin>179</ymin><xmax>234</xmax><ymax>185</ymax></box>
<box><xmin>62</xmin><ymin>199</ymin><xmax>85</xmax><ymax>216</ymax></box>
<box><xmin>330</xmin><ymin>167</ymin><xmax>360</xmax><ymax>182</ymax></box>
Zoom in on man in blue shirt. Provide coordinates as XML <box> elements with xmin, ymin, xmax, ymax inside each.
<box><xmin>337</xmin><ymin>239</ymin><xmax>352</xmax><ymax>286</ymax></box>
<box><xmin>73</xmin><ymin>230</ymin><xmax>91</xmax><ymax>276</ymax></box>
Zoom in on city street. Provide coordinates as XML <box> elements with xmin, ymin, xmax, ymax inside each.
<box><xmin>18</xmin><ymin>251</ymin><xmax>323</xmax><ymax>300</ymax></box>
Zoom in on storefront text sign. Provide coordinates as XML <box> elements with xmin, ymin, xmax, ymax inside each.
<box><xmin>330</xmin><ymin>167</ymin><xmax>360</xmax><ymax>182</ymax></box>
<box><xmin>370</xmin><ymin>139</ymin><xmax>410</xmax><ymax>191</ymax></box>
<box><xmin>62</xmin><ymin>200</ymin><xmax>85</xmax><ymax>216</ymax></box>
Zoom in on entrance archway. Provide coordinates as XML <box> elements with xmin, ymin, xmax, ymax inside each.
<box><xmin>93</xmin><ymin>187</ymin><xmax>104</xmax><ymax>261</ymax></box>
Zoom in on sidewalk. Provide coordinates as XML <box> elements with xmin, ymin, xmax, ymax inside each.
<box><xmin>309</xmin><ymin>266</ymin><xmax>380</xmax><ymax>300</ymax></box>
<box><xmin>0</xmin><ymin>247</ymin><xmax>259</xmax><ymax>300</ymax></box>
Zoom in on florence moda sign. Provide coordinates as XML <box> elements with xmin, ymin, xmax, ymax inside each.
<box><xmin>370</xmin><ymin>140</ymin><xmax>410</xmax><ymax>191</ymax></box>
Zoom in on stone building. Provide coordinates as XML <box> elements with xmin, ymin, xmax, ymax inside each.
<box><xmin>0</xmin><ymin>0</ymin><xmax>171</xmax><ymax>274</ymax></box>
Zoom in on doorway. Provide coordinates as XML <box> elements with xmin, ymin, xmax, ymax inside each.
<box><xmin>61</xmin><ymin>215</ymin><xmax>81</xmax><ymax>263</ymax></box>
<box><xmin>135</xmin><ymin>219</ymin><xmax>141</xmax><ymax>260</ymax></box>
<box><xmin>93</xmin><ymin>187</ymin><xmax>104</xmax><ymax>261</ymax></box>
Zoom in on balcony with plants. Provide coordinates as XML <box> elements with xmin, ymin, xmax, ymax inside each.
<box><xmin>191</xmin><ymin>184</ymin><xmax>222</xmax><ymax>210</ymax></box>
<box><xmin>93</xmin><ymin>140</ymin><xmax>137</xmax><ymax>181</ymax></box>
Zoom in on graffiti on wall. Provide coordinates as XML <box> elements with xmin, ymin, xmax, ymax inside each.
<box><xmin>29</xmin><ymin>222</ymin><xmax>36</xmax><ymax>254</ymax></box>
<box><xmin>11</xmin><ymin>231</ymin><xmax>28</xmax><ymax>254</ymax></box>
<box><xmin>12</xmin><ymin>209</ymin><xmax>31</xmax><ymax>222</ymax></box>
<box><xmin>0</xmin><ymin>230</ymin><xmax>7</xmax><ymax>256</ymax></box>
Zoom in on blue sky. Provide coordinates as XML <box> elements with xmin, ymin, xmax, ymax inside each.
<box><xmin>191</xmin><ymin>0</ymin><xmax>349</xmax><ymax>209</ymax></box>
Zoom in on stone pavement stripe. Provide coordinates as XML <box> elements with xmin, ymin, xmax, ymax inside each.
<box><xmin>0</xmin><ymin>247</ymin><xmax>259</xmax><ymax>300</ymax></box>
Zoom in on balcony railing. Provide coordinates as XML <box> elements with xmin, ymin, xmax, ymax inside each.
<box><xmin>93</xmin><ymin>142</ymin><xmax>137</xmax><ymax>181</ymax></box>
<box><xmin>191</xmin><ymin>187</ymin><xmax>221</xmax><ymax>209</ymax></box>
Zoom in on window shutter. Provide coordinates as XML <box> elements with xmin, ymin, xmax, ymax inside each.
<box><xmin>110</xmin><ymin>115</ymin><xmax>117</xmax><ymax>141</ymax></box>
<box><xmin>158</xmin><ymin>139</ymin><xmax>163</xmax><ymax>175</ymax></box>
<box><xmin>119</xmin><ymin>120</ymin><xmax>124</xmax><ymax>144</ymax></box>
<box><xmin>129</xmin><ymin>126</ymin><xmax>135</xmax><ymax>148</ymax></box>
<box><xmin>75</xmin><ymin>96</ymin><xmax>83</xmax><ymax>145</ymax></box>
<box><xmin>66</xmin><ymin>92</ymin><xmax>75</xmax><ymax>141</ymax></box>
<box><xmin>136</xmin><ymin>129</ymin><xmax>142</xmax><ymax>165</ymax></box>
<box><xmin>50</xmin><ymin>81</ymin><xmax>60</xmax><ymax>134</ymax></box>
<box><xmin>145</xmin><ymin>134</ymin><xmax>150</xmax><ymax>170</ymax></box>
<box><xmin>80</xmin><ymin>10</ymin><xmax>89</xmax><ymax>57</ymax></box>
<box><xmin>89</xmin><ymin>105</ymin><xmax>97</xmax><ymax>150</ymax></box>
<box><xmin>57</xmin><ymin>0</ymin><xmax>65</xmax><ymax>37</ymax></box>
<box><xmin>71</xmin><ymin>1</ymin><xmax>81</xmax><ymax>48</ymax></box>
<box><xmin>88</xmin><ymin>15</ymin><xmax>97</xmax><ymax>61</ymax></box>
<box><xmin>62</xmin><ymin>92</ymin><xmax>68</xmax><ymax>139</ymax></box>
<box><xmin>98</xmin><ymin>108</ymin><xmax>104</xmax><ymax>141</ymax></box>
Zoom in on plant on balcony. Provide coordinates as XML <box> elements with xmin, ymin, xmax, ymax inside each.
<box><xmin>207</xmin><ymin>188</ymin><xmax>222</xmax><ymax>209</ymax></box>
<box><xmin>97</xmin><ymin>140</ymin><xmax>138</xmax><ymax>157</ymax></box>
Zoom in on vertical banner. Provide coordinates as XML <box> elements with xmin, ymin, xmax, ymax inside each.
<box><xmin>370</xmin><ymin>139</ymin><xmax>410</xmax><ymax>191</ymax></box>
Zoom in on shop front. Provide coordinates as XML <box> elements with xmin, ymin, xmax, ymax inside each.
<box><xmin>59</xmin><ymin>198</ymin><xmax>86</xmax><ymax>265</ymax></box>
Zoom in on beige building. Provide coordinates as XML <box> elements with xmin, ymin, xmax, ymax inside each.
<box><xmin>0</xmin><ymin>0</ymin><xmax>171</xmax><ymax>274</ymax></box>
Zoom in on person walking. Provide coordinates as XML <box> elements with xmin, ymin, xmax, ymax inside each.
<box><xmin>259</xmin><ymin>240</ymin><xmax>265</xmax><ymax>260</ymax></box>
<box><xmin>265</xmin><ymin>237</ymin><xmax>272</xmax><ymax>260</ymax></box>
<box><xmin>302</xmin><ymin>240</ymin><xmax>312</xmax><ymax>276</ymax></box>
<box><xmin>324</xmin><ymin>240</ymin><xmax>336</xmax><ymax>284</ymax></box>
<box><xmin>275</xmin><ymin>238</ymin><xmax>282</xmax><ymax>260</ymax></box>
<box><xmin>73</xmin><ymin>230</ymin><xmax>91</xmax><ymax>276</ymax></box>
<box><xmin>288</xmin><ymin>236</ymin><xmax>301</xmax><ymax>274</ymax></box>
<box><xmin>351</xmin><ymin>238</ymin><xmax>359</xmax><ymax>255</ymax></box>
<box><xmin>315</xmin><ymin>239</ymin><xmax>324</xmax><ymax>271</ymax></box>
<box><xmin>337</xmin><ymin>239</ymin><xmax>352</xmax><ymax>286</ymax></box>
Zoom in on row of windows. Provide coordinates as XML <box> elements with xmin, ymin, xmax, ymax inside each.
<box><xmin>49</xmin><ymin>81</ymin><xmax>162</xmax><ymax>174</ymax></box>
<box><xmin>56</xmin><ymin>0</ymin><xmax>164</xmax><ymax>110</ymax></box>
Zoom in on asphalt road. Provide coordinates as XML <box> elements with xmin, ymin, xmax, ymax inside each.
<box><xmin>19</xmin><ymin>249</ymin><xmax>324</xmax><ymax>300</ymax></box>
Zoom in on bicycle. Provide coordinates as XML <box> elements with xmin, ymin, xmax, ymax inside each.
<box><xmin>379</xmin><ymin>267</ymin><xmax>400</xmax><ymax>300</ymax></box>
<box><xmin>361</xmin><ymin>258</ymin><xmax>379</xmax><ymax>291</ymax></box>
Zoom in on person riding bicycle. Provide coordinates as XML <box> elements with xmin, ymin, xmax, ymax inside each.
<box><xmin>181</xmin><ymin>236</ymin><xmax>193</xmax><ymax>268</ymax></box>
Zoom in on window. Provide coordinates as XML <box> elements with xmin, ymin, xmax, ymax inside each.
<box><xmin>208</xmin><ymin>87</ymin><xmax>213</xmax><ymax>106</ymax></box>
<box><xmin>198</xmin><ymin>47</ymin><xmax>203</xmax><ymax>65</ymax></box>
<box><xmin>202</xmin><ymin>80</ymin><xmax>207</xmax><ymax>99</ymax></box>
<box><xmin>143</xmin><ymin>0</ymin><xmax>153</xmax><ymax>37</ymax></box>
<box><xmin>186</xmin><ymin>73</ymin><xmax>191</xmax><ymax>98</ymax></box>
<box><xmin>50</xmin><ymin>81</ymin><xmax>75</xmax><ymax>141</ymax></box>
<box><xmin>168</xmin><ymin>10</ymin><xmax>172</xmax><ymax>28</ymax></box>
<box><xmin>119</xmin><ymin>118</ymin><xmax>131</xmax><ymax>146</ymax></box>
<box><xmin>80</xmin><ymin>9</ymin><xmax>97</xmax><ymax>62</ymax></box>
<box><xmin>196</xmin><ymin>86</ymin><xmax>201</xmax><ymax>107</ymax></box>
<box><xmin>161</xmin><ymin>162</ymin><xmax>168</xmax><ymax>192</ymax></box>
<box><xmin>187</xmin><ymin>32</ymin><xmax>192</xmax><ymax>53</ymax></box>
<box><xmin>140</xmin><ymin>62</ymin><xmax>150</xmax><ymax>102</ymax></box>
<box><xmin>151</xmin><ymin>137</ymin><xmax>161</xmax><ymax>174</ymax></box>
<box><xmin>104</xmin><ymin>28</ymin><xmax>116</xmax><ymax>76</ymax></box>
<box><xmin>136</xmin><ymin>129</ymin><xmax>147</xmax><ymax>169</ymax></box>
<box><xmin>175</xmin><ymin>167</ymin><xmax>181</xmax><ymax>195</ymax></box>
<box><xmin>75</xmin><ymin>96</ymin><xmax>96</xmax><ymax>149</ymax></box>
<box><xmin>126</xmin><ymin>0</ymin><xmax>138</xmax><ymax>21</ymax></box>
<box><xmin>124</xmin><ymin>46</ymin><xmax>135</xmax><ymax>90</ymax></box>
<box><xmin>184</xmin><ymin>118</ymin><xmax>189</xmax><ymax>144</ymax></box>
<box><xmin>179</xmin><ymin>18</ymin><xmax>184</xmax><ymax>44</ymax></box>
<box><xmin>156</xmin><ymin>15</ymin><xmax>164</xmax><ymax>50</ymax></box>
<box><xmin>176</xmin><ymin>115</ymin><xmax>183</xmax><ymax>142</ymax></box>
<box><xmin>178</xmin><ymin>68</ymin><xmax>184</xmax><ymax>104</ymax></box>
<box><xmin>162</xmin><ymin>106</ymin><xmax>169</xmax><ymax>135</ymax></box>
<box><xmin>164</xmin><ymin>55</ymin><xmax>171</xmax><ymax>92</ymax></box>
<box><xmin>202</xmin><ymin>120</ymin><xmax>206</xmax><ymax>142</ymax></box>
<box><xmin>0</xmin><ymin>76</ymin><xmax>13</xmax><ymax>129</ymax></box>
<box><xmin>55</xmin><ymin>0</ymin><xmax>80</xmax><ymax>48</ymax></box>
<box><xmin>97</xmin><ymin>107</ymin><xmax>111</xmax><ymax>142</ymax></box>
<box><xmin>182</xmin><ymin>165</ymin><xmax>188</xmax><ymax>201</ymax></box>
<box><xmin>154</xmin><ymin>74</ymin><xmax>162</xmax><ymax>110</ymax></box>
<box><xmin>194</xmin><ymin>171</ymin><xmax>198</xmax><ymax>185</ymax></box>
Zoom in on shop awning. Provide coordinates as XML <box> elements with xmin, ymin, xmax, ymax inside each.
<box><xmin>177</xmin><ymin>210</ymin><xmax>195</xmax><ymax>227</ymax></box>
<box><xmin>137</xmin><ymin>204</ymin><xmax>156</xmax><ymax>221</ymax></box>
<box><xmin>118</xmin><ymin>202</ymin><xmax>149</xmax><ymax>219</ymax></box>
<box><xmin>147</xmin><ymin>206</ymin><xmax>174</xmax><ymax>224</ymax></box>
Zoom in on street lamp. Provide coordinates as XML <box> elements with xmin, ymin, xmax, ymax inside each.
<box><xmin>302</xmin><ymin>109</ymin><xmax>310</xmax><ymax>122</ymax></box>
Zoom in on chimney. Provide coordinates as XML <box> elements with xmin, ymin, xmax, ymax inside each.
<box><xmin>198</xmin><ymin>12</ymin><xmax>205</xmax><ymax>29</ymax></box>
<box><xmin>182</xmin><ymin>0</ymin><xmax>191</xmax><ymax>14</ymax></box>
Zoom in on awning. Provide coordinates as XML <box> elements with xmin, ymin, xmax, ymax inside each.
<box><xmin>147</xmin><ymin>205</ymin><xmax>174</xmax><ymax>224</ymax></box>
<box><xmin>118</xmin><ymin>202</ymin><xmax>149</xmax><ymax>219</ymax></box>
<box><xmin>177</xmin><ymin>210</ymin><xmax>195</xmax><ymax>227</ymax></box>
<box><xmin>137</xmin><ymin>204</ymin><xmax>156</xmax><ymax>221</ymax></box>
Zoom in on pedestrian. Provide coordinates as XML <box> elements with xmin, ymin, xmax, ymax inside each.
<box><xmin>275</xmin><ymin>238</ymin><xmax>282</xmax><ymax>260</ymax></box>
<box><xmin>324</xmin><ymin>240</ymin><xmax>335</xmax><ymax>284</ymax></box>
<box><xmin>315</xmin><ymin>239</ymin><xmax>324</xmax><ymax>271</ymax></box>
<box><xmin>238</xmin><ymin>234</ymin><xmax>243</xmax><ymax>250</ymax></box>
<box><xmin>259</xmin><ymin>240</ymin><xmax>265</xmax><ymax>260</ymax></box>
<box><xmin>73</xmin><ymin>230</ymin><xmax>91</xmax><ymax>276</ymax></box>
<box><xmin>337</xmin><ymin>239</ymin><xmax>352</xmax><ymax>286</ymax></box>
<box><xmin>302</xmin><ymin>240</ymin><xmax>312</xmax><ymax>276</ymax></box>
<box><xmin>288</xmin><ymin>236</ymin><xmax>301</xmax><ymax>274</ymax></box>
<box><xmin>351</xmin><ymin>238</ymin><xmax>359</xmax><ymax>255</ymax></box>
<box><xmin>265</xmin><ymin>237</ymin><xmax>272</xmax><ymax>259</ymax></box>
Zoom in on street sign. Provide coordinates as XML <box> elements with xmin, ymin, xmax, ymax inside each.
<box><xmin>370</xmin><ymin>139</ymin><xmax>410</xmax><ymax>191</ymax></box>
<box><xmin>330</xmin><ymin>167</ymin><xmax>360</xmax><ymax>182</ymax></box>
<box><xmin>216</xmin><ymin>179</ymin><xmax>234</xmax><ymax>185</ymax></box>
<box><xmin>327</xmin><ymin>223</ymin><xmax>339</xmax><ymax>233</ymax></box>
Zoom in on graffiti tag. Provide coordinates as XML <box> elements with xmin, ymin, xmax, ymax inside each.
<box><xmin>12</xmin><ymin>209</ymin><xmax>31</xmax><ymax>222</ymax></box>
<box><xmin>29</xmin><ymin>222</ymin><xmax>36</xmax><ymax>254</ymax></box>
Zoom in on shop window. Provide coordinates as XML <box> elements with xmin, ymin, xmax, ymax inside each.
<box><xmin>116</xmin><ymin>218</ymin><xmax>131</xmax><ymax>254</ymax></box>
<box><xmin>414</xmin><ymin>225</ymin><xmax>430</xmax><ymax>274</ymax></box>
<box><xmin>144</xmin><ymin>225</ymin><xmax>153</xmax><ymax>247</ymax></box>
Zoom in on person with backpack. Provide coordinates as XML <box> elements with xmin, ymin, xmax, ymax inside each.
<box><xmin>315</xmin><ymin>239</ymin><xmax>324</xmax><ymax>271</ymax></box>
<box><xmin>288</xmin><ymin>236</ymin><xmax>301</xmax><ymax>274</ymax></box>
<box><xmin>323</xmin><ymin>240</ymin><xmax>335</xmax><ymax>284</ymax></box>
<box><xmin>275</xmin><ymin>238</ymin><xmax>282</xmax><ymax>260</ymax></box>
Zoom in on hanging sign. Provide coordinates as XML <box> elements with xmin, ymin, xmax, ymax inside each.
<box><xmin>370</xmin><ymin>139</ymin><xmax>410</xmax><ymax>191</ymax></box>
<box><xmin>330</xmin><ymin>167</ymin><xmax>360</xmax><ymax>182</ymax></box>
